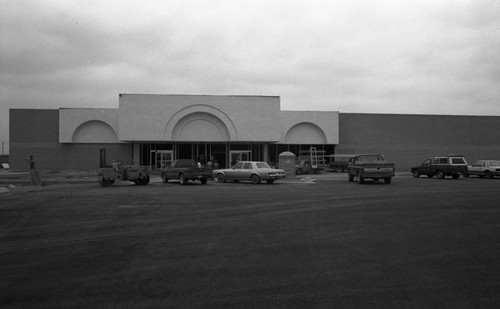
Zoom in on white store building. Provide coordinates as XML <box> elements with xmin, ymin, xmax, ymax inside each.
<box><xmin>58</xmin><ymin>94</ymin><xmax>339</xmax><ymax>169</ymax></box>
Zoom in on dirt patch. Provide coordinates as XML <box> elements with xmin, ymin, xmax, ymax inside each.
<box><xmin>0</xmin><ymin>169</ymin><xmax>97</xmax><ymax>187</ymax></box>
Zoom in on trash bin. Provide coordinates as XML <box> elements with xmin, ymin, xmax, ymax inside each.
<box><xmin>279</xmin><ymin>151</ymin><xmax>296</xmax><ymax>179</ymax></box>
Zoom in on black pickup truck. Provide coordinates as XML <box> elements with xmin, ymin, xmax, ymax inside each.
<box><xmin>347</xmin><ymin>154</ymin><xmax>395</xmax><ymax>184</ymax></box>
<box><xmin>161</xmin><ymin>159</ymin><xmax>212</xmax><ymax>185</ymax></box>
<box><xmin>411</xmin><ymin>155</ymin><xmax>468</xmax><ymax>179</ymax></box>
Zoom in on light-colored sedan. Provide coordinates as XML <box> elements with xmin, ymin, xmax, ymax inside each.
<box><xmin>465</xmin><ymin>160</ymin><xmax>500</xmax><ymax>179</ymax></box>
<box><xmin>213</xmin><ymin>161</ymin><xmax>286</xmax><ymax>184</ymax></box>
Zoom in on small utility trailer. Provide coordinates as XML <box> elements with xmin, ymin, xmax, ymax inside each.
<box><xmin>98</xmin><ymin>148</ymin><xmax>150</xmax><ymax>186</ymax></box>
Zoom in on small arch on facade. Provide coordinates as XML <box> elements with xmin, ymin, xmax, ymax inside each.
<box><xmin>72</xmin><ymin>120</ymin><xmax>119</xmax><ymax>143</ymax></box>
<box><xmin>284</xmin><ymin>122</ymin><xmax>327</xmax><ymax>144</ymax></box>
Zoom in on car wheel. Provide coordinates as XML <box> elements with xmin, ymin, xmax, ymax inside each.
<box><xmin>296</xmin><ymin>168</ymin><xmax>303</xmax><ymax>175</ymax></box>
<box><xmin>485</xmin><ymin>171</ymin><xmax>493</xmax><ymax>179</ymax></box>
<box><xmin>138</xmin><ymin>175</ymin><xmax>149</xmax><ymax>185</ymax></box>
<box><xmin>216</xmin><ymin>173</ymin><xmax>226</xmax><ymax>183</ymax></box>
<box><xmin>251</xmin><ymin>174</ymin><xmax>261</xmax><ymax>184</ymax></box>
<box><xmin>384</xmin><ymin>177</ymin><xmax>392</xmax><ymax>184</ymax></box>
<box><xmin>266</xmin><ymin>179</ymin><xmax>275</xmax><ymax>184</ymax></box>
<box><xmin>200</xmin><ymin>177</ymin><xmax>208</xmax><ymax>184</ymax></box>
<box><xmin>357</xmin><ymin>173</ymin><xmax>364</xmax><ymax>184</ymax></box>
<box><xmin>99</xmin><ymin>177</ymin><xmax>114</xmax><ymax>186</ymax></box>
<box><xmin>436</xmin><ymin>170</ymin><xmax>445</xmax><ymax>179</ymax></box>
<box><xmin>161</xmin><ymin>172</ymin><xmax>168</xmax><ymax>183</ymax></box>
<box><xmin>179</xmin><ymin>173</ymin><xmax>186</xmax><ymax>185</ymax></box>
<box><xmin>464</xmin><ymin>173</ymin><xmax>469</xmax><ymax>178</ymax></box>
<box><xmin>412</xmin><ymin>170</ymin><xmax>420</xmax><ymax>178</ymax></box>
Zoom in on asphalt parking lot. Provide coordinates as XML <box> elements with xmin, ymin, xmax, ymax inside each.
<box><xmin>1</xmin><ymin>171</ymin><xmax>499</xmax><ymax>308</ymax></box>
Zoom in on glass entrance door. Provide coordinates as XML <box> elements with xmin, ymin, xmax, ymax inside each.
<box><xmin>230</xmin><ymin>150</ymin><xmax>251</xmax><ymax>167</ymax></box>
<box><xmin>155</xmin><ymin>150</ymin><xmax>173</xmax><ymax>169</ymax></box>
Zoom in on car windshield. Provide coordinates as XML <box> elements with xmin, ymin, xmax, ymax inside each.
<box><xmin>357</xmin><ymin>155</ymin><xmax>382</xmax><ymax>162</ymax></box>
<box><xmin>256</xmin><ymin>162</ymin><xmax>271</xmax><ymax>169</ymax></box>
<box><xmin>232</xmin><ymin>162</ymin><xmax>244</xmax><ymax>169</ymax></box>
<box><xmin>330</xmin><ymin>155</ymin><xmax>355</xmax><ymax>162</ymax></box>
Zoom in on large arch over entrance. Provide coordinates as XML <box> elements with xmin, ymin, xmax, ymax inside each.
<box><xmin>284</xmin><ymin>122</ymin><xmax>327</xmax><ymax>144</ymax></box>
<box><xmin>164</xmin><ymin>104</ymin><xmax>238</xmax><ymax>141</ymax></box>
<box><xmin>171</xmin><ymin>112</ymin><xmax>230</xmax><ymax>141</ymax></box>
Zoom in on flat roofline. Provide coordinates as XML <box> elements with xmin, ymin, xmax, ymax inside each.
<box><xmin>10</xmin><ymin>108</ymin><xmax>57</xmax><ymax>111</ymax></box>
<box><xmin>9</xmin><ymin>108</ymin><xmax>118</xmax><ymax>111</ymax></box>
<box><xmin>340</xmin><ymin>112</ymin><xmax>500</xmax><ymax>117</ymax></box>
<box><xmin>119</xmin><ymin>93</ymin><xmax>280</xmax><ymax>99</ymax></box>
<box><xmin>118</xmin><ymin>140</ymin><xmax>284</xmax><ymax>143</ymax></box>
<box><xmin>59</xmin><ymin>108</ymin><xmax>118</xmax><ymax>110</ymax></box>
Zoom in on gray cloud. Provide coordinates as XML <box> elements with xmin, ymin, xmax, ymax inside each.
<box><xmin>1</xmin><ymin>0</ymin><xmax>500</xmax><ymax>152</ymax></box>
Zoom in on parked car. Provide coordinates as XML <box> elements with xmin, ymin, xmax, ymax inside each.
<box><xmin>213</xmin><ymin>161</ymin><xmax>286</xmax><ymax>184</ymax></box>
<box><xmin>295</xmin><ymin>160</ymin><xmax>323</xmax><ymax>175</ymax></box>
<box><xmin>347</xmin><ymin>154</ymin><xmax>395</xmax><ymax>184</ymax></box>
<box><xmin>465</xmin><ymin>160</ymin><xmax>500</xmax><ymax>179</ymax></box>
<box><xmin>411</xmin><ymin>155</ymin><xmax>468</xmax><ymax>179</ymax></box>
<box><xmin>161</xmin><ymin>159</ymin><xmax>212</xmax><ymax>185</ymax></box>
<box><xmin>326</xmin><ymin>154</ymin><xmax>356</xmax><ymax>173</ymax></box>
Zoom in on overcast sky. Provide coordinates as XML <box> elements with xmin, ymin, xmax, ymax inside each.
<box><xmin>1</xmin><ymin>0</ymin><xmax>499</xmax><ymax>153</ymax></box>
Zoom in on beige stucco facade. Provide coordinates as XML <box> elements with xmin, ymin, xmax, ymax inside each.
<box><xmin>58</xmin><ymin>94</ymin><xmax>339</xmax><ymax>145</ymax></box>
<box><xmin>59</xmin><ymin>108</ymin><xmax>121</xmax><ymax>143</ymax></box>
<box><xmin>49</xmin><ymin>94</ymin><xmax>340</xmax><ymax>169</ymax></box>
<box><xmin>280</xmin><ymin>111</ymin><xmax>339</xmax><ymax>144</ymax></box>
